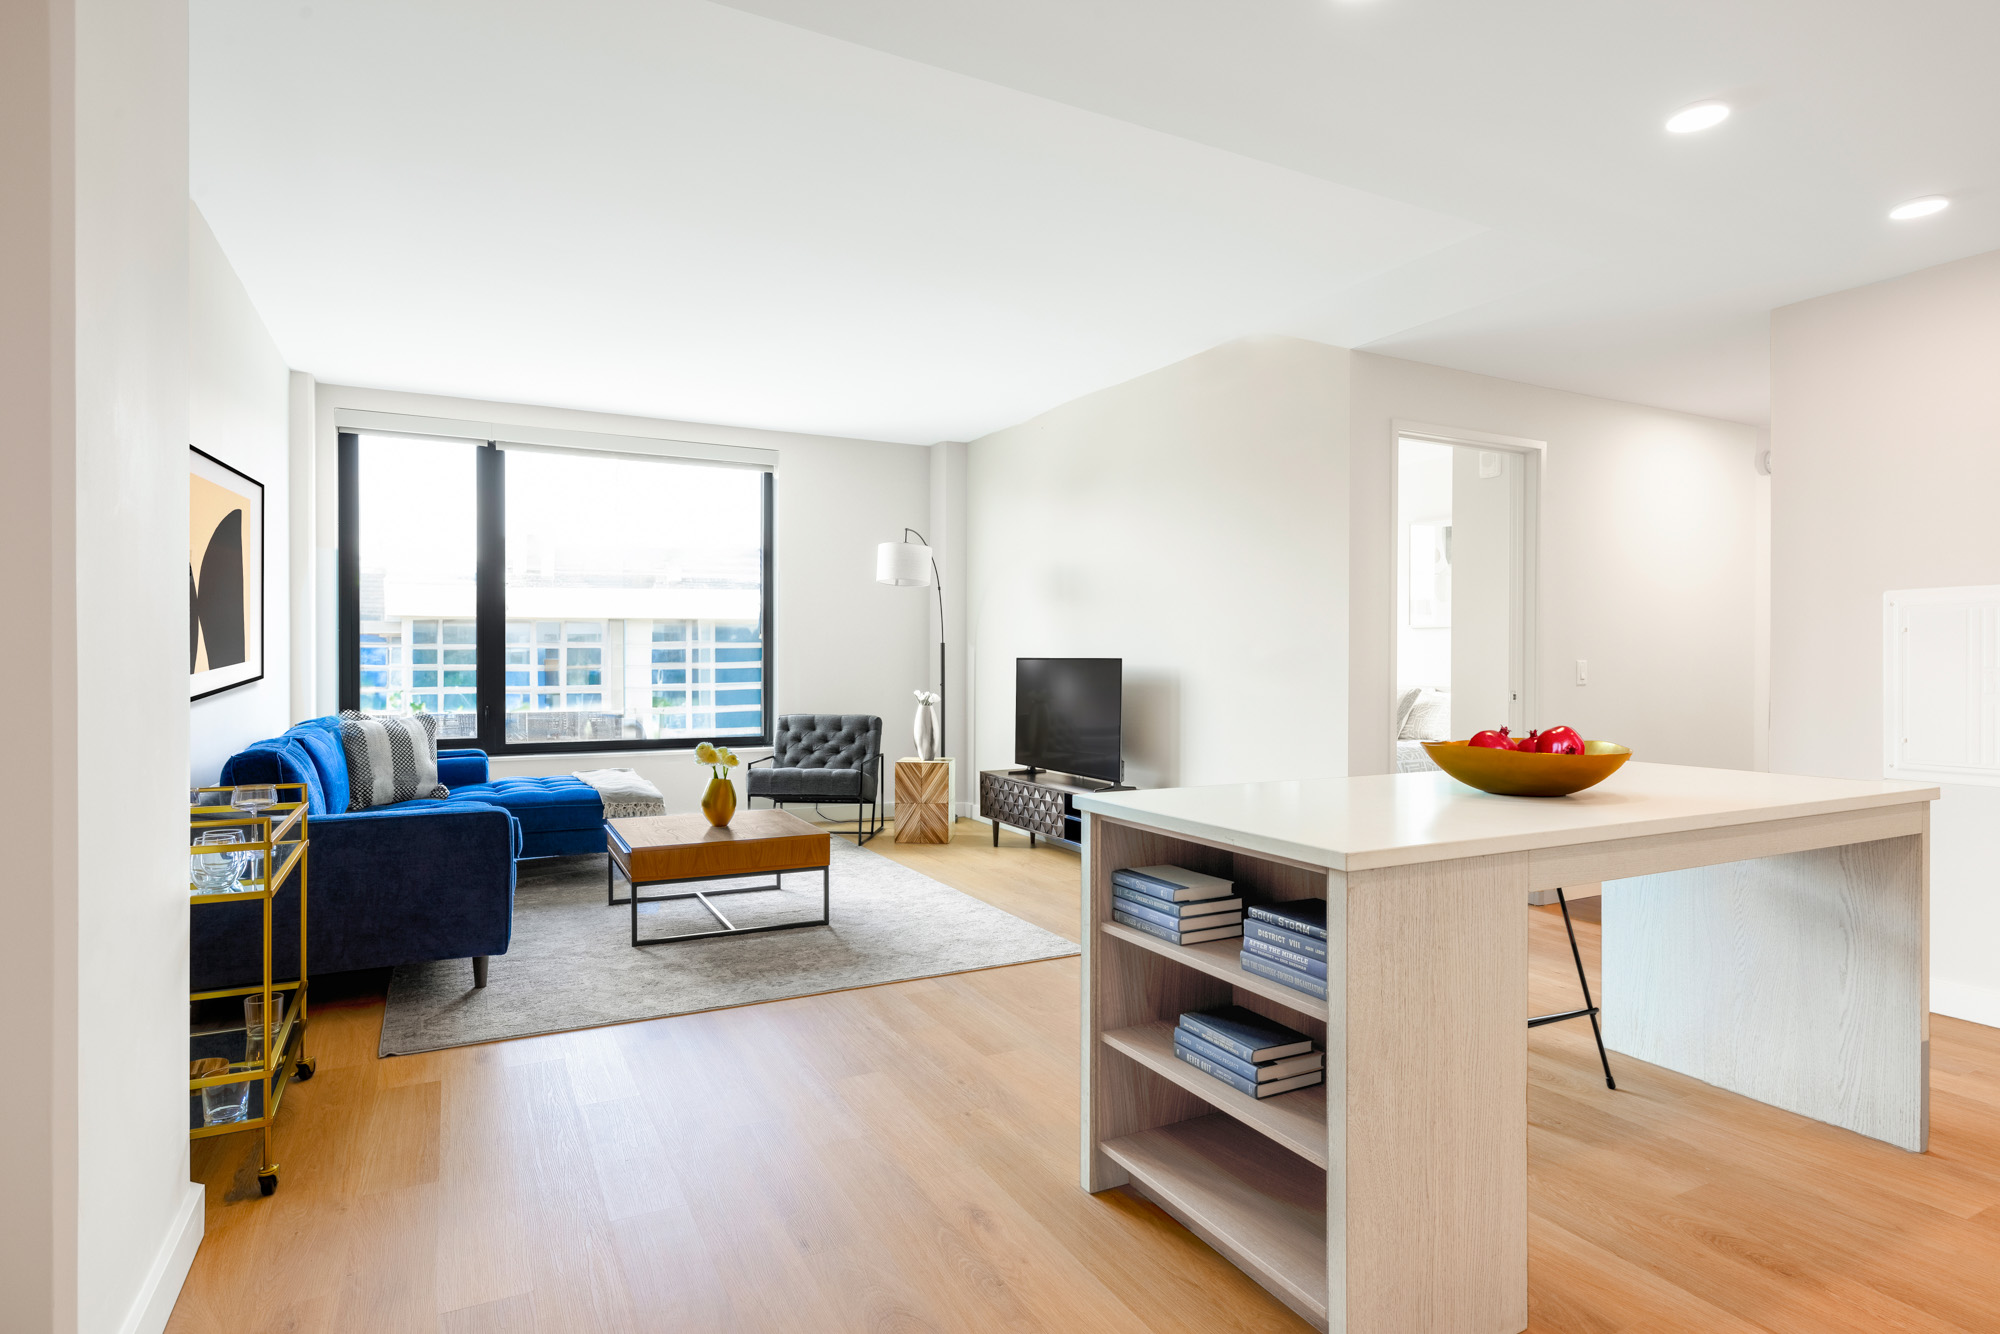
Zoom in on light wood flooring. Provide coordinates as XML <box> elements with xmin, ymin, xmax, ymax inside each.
<box><xmin>172</xmin><ymin>822</ymin><xmax>2000</xmax><ymax>1333</ymax></box>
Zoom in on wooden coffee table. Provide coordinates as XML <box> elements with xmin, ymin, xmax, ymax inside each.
<box><xmin>605</xmin><ymin>809</ymin><xmax>832</xmax><ymax>947</ymax></box>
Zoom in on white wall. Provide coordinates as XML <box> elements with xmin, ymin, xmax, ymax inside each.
<box><xmin>2</xmin><ymin>1</ymin><xmax>205</xmax><ymax>1331</ymax></box>
<box><xmin>1350</xmin><ymin>352</ymin><xmax>1766</xmax><ymax>776</ymax></box>
<box><xmin>1771</xmin><ymin>247</ymin><xmax>2000</xmax><ymax>1028</ymax></box>
<box><xmin>929</xmin><ymin>439</ymin><xmax>971</xmax><ymax>812</ymax></box>
<box><xmin>966</xmin><ymin>337</ymin><xmax>1350</xmax><ymax>791</ymax></box>
<box><xmin>189</xmin><ymin>203</ymin><xmax>291</xmax><ymax>784</ymax></box>
<box><xmin>1</xmin><ymin>4</ymin><xmax>67</xmax><ymax>1321</ymax></box>
<box><xmin>305</xmin><ymin>384</ymin><xmax>933</xmax><ymax>815</ymax></box>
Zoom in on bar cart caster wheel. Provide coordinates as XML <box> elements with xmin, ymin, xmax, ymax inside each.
<box><xmin>294</xmin><ymin>1057</ymin><xmax>316</xmax><ymax>1081</ymax></box>
<box><xmin>257</xmin><ymin>1169</ymin><xmax>278</xmax><ymax>1196</ymax></box>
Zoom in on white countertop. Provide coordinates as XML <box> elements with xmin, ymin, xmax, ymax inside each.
<box><xmin>1073</xmin><ymin>763</ymin><xmax>1938</xmax><ymax>871</ymax></box>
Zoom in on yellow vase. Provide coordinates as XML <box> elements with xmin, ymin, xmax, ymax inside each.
<box><xmin>701</xmin><ymin>775</ymin><xmax>737</xmax><ymax>827</ymax></box>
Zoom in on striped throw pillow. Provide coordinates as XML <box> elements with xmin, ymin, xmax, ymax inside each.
<box><xmin>338</xmin><ymin>710</ymin><xmax>452</xmax><ymax>810</ymax></box>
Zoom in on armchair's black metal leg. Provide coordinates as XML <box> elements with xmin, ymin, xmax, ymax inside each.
<box><xmin>472</xmin><ymin>955</ymin><xmax>488</xmax><ymax>989</ymax></box>
<box><xmin>850</xmin><ymin>756</ymin><xmax>883</xmax><ymax>845</ymax></box>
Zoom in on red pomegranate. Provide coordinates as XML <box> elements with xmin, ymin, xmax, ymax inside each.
<box><xmin>1468</xmin><ymin>727</ymin><xmax>1514</xmax><ymax>750</ymax></box>
<box><xmin>1513</xmin><ymin>729</ymin><xmax>1541</xmax><ymax>751</ymax></box>
<box><xmin>1535</xmin><ymin>725</ymin><xmax>1586</xmax><ymax>755</ymax></box>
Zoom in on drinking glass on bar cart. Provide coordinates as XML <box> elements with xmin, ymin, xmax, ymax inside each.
<box><xmin>200</xmin><ymin>1078</ymin><xmax>250</xmax><ymax>1126</ymax></box>
<box><xmin>190</xmin><ymin>829</ymin><xmax>243</xmax><ymax>892</ymax></box>
<box><xmin>244</xmin><ymin>991</ymin><xmax>284</xmax><ymax>1067</ymax></box>
<box><xmin>231</xmin><ymin>785</ymin><xmax>278</xmax><ymax>813</ymax></box>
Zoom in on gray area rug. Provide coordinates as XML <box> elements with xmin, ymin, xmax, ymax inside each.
<box><xmin>378</xmin><ymin>836</ymin><xmax>1077</xmax><ymax>1055</ymax></box>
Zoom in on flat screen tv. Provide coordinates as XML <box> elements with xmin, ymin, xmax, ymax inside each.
<box><xmin>1015</xmin><ymin>658</ymin><xmax>1122</xmax><ymax>784</ymax></box>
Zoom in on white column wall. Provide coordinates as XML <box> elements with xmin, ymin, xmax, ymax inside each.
<box><xmin>929</xmin><ymin>439</ymin><xmax>971</xmax><ymax>813</ymax></box>
<box><xmin>1771</xmin><ymin>247</ymin><xmax>2000</xmax><ymax>1029</ymax></box>
<box><xmin>2</xmin><ymin>1</ymin><xmax>206</xmax><ymax>1330</ymax></box>
<box><xmin>965</xmin><ymin>337</ymin><xmax>1351</xmax><ymax>793</ymax></box>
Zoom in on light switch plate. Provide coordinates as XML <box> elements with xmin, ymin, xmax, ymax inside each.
<box><xmin>1575</xmin><ymin>659</ymin><xmax>1589</xmax><ymax>685</ymax></box>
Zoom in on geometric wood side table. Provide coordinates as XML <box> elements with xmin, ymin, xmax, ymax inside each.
<box><xmin>893</xmin><ymin>757</ymin><xmax>952</xmax><ymax>844</ymax></box>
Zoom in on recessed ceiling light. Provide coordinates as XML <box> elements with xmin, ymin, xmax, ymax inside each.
<box><xmin>1889</xmin><ymin>196</ymin><xmax>1950</xmax><ymax>221</ymax></box>
<box><xmin>1665</xmin><ymin>101</ymin><xmax>1731</xmax><ymax>134</ymax></box>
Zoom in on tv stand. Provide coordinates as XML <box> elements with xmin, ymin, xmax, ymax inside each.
<box><xmin>980</xmin><ymin>769</ymin><xmax>1132</xmax><ymax>848</ymax></box>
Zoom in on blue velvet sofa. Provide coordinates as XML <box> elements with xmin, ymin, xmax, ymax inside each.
<box><xmin>197</xmin><ymin>717</ymin><xmax>606</xmax><ymax>991</ymax></box>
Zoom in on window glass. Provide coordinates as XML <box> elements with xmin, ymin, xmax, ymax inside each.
<box><xmin>503</xmin><ymin>452</ymin><xmax>764</xmax><ymax>743</ymax></box>
<box><xmin>346</xmin><ymin>433</ymin><xmax>767</xmax><ymax>749</ymax></box>
<box><xmin>353</xmin><ymin>434</ymin><xmax>478</xmax><ymax>737</ymax></box>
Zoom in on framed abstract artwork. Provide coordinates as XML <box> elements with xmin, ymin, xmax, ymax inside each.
<box><xmin>190</xmin><ymin>446</ymin><xmax>264</xmax><ymax>700</ymax></box>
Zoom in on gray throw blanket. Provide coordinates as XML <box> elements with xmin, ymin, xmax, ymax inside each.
<box><xmin>571</xmin><ymin>768</ymin><xmax>667</xmax><ymax>819</ymax></box>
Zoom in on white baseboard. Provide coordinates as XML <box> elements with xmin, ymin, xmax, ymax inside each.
<box><xmin>1932</xmin><ymin>977</ymin><xmax>2000</xmax><ymax>1031</ymax></box>
<box><xmin>120</xmin><ymin>1181</ymin><xmax>204</xmax><ymax>1334</ymax></box>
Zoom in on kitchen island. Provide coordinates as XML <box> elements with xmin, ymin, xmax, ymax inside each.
<box><xmin>1074</xmin><ymin>763</ymin><xmax>1937</xmax><ymax>1334</ymax></box>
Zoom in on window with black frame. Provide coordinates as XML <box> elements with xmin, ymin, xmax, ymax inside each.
<box><xmin>339</xmin><ymin>430</ymin><xmax>772</xmax><ymax>753</ymax></box>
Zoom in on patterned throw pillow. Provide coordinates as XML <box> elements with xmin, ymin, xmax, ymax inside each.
<box><xmin>337</xmin><ymin>710</ymin><xmax>452</xmax><ymax>810</ymax></box>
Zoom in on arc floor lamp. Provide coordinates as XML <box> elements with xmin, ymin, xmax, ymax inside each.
<box><xmin>876</xmin><ymin>529</ymin><xmax>944</xmax><ymax>758</ymax></box>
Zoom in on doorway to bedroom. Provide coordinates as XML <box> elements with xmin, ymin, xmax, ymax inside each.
<box><xmin>1393</xmin><ymin>431</ymin><xmax>1538</xmax><ymax>771</ymax></box>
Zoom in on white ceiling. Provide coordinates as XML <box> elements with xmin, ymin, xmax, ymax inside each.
<box><xmin>192</xmin><ymin>0</ymin><xmax>2000</xmax><ymax>443</ymax></box>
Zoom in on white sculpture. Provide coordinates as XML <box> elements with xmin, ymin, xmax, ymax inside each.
<box><xmin>913</xmin><ymin>689</ymin><xmax>940</xmax><ymax>761</ymax></box>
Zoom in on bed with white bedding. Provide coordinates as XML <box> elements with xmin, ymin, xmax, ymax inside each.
<box><xmin>1394</xmin><ymin>687</ymin><xmax>1449</xmax><ymax>772</ymax></box>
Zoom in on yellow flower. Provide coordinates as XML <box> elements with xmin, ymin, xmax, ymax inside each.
<box><xmin>718</xmin><ymin>747</ymin><xmax>738</xmax><ymax>768</ymax></box>
<box><xmin>695</xmin><ymin>742</ymin><xmax>718</xmax><ymax>765</ymax></box>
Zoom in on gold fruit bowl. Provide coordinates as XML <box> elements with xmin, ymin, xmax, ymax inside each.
<box><xmin>1421</xmin><ymin>739</ymin><xmax>1632</xmax><ymax>798</ymax></box>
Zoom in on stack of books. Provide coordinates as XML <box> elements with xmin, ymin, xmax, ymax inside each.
<box><xmin>1240</xmin><ymin>898</ymin><xmax>1329</xmax><ymax>999</ymax></box>
<box><xmin>1110</xmin><ymin>865</ymin><xmax>1243</xmax><ymax>945</ymax></box>
<box><xmin>1173</xmin><ymin>1005</ymin><xmax>1324</xmax><ymax>1099</ymax></box>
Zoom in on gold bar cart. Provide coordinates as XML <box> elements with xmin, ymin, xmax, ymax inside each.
<box><xmin>189</xmin><ymin>783</ymin><xmax>313</xmax><ymax>1196</ymax></box>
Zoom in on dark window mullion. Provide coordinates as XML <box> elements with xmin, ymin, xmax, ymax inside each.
<box><xmin>761</xmin><ymin>469</ymin><xmax>775</xmax><ymax>746</ymax></box>
<box><xmin>475</xmin><ymin>443</ymin><xmax>507</xmax><ymax>753</ymax></box>
<box><xmin>336</xmin><ymin>431</ymin><xmax>361</xmax><ymax>713</ymax></box>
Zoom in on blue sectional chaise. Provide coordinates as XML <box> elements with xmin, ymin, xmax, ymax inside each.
<box><xmin>197</xmin><ymin>717</ymin><xmax>606</xmax><ymax>992</ymax></box>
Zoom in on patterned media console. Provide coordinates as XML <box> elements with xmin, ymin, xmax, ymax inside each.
<box><xmin>980</xmin><ymin>769</ymin><xmax>1127</xmax><ymax>847</ymax></box>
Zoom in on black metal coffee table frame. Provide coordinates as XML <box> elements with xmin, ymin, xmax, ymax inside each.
<box><xmin>608</xmin><ymin>856</ymin><xmax>830</xmax><ymax>947</ymax></box>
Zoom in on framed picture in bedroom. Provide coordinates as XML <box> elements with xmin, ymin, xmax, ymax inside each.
<box><xmin>1408</xmin><ymin>520</ymin><xmax>1452</xmax><ymax>628</ymax></box>
<box><xmin>189</xmin><ymin>445</ymin><xmax>264</xmax><ymax>701</ymax></box>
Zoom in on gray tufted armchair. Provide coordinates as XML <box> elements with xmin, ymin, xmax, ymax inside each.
<box><xmin>746</xmin><ymin>714</ymin><xmax>885</xmax><ymax>844</ymax></box>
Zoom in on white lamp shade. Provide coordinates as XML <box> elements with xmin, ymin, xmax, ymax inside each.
<box><xmin>876</xmin><ymin>540</ymin><xmax>933</xmax><ymax>587</ymax></box>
